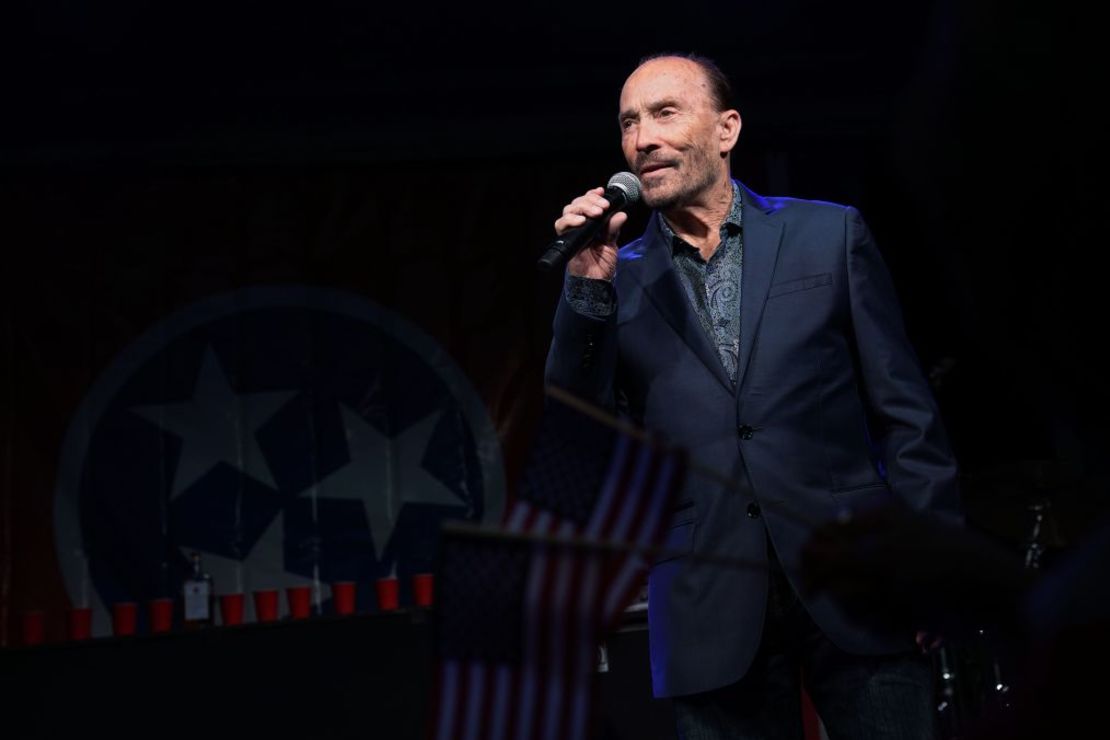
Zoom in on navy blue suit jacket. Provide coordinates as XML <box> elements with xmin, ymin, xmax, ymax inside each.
<box><xmin>544</xmin><ymin>181</ymin><xmax>961</xmax><ymax>698</ymax></box>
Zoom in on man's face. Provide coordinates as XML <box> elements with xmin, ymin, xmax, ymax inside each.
<box><xmin>619</xmin><ymin>58</ymin><xmax>733</xmax><ymax>210</ymax></box>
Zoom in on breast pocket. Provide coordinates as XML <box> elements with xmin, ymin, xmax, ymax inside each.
<box><xmin>767</xmin><ymin>273</ymin><xmax>832</xmax><ymax>299</ymax></box>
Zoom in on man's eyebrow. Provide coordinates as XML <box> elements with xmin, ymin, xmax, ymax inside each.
<box><xmin>619</xmin><ymin>98</ymin><xmax>684</xmax><ymax>122</ymax></box>
<box><xmin>647</xmin><ymin>97</ymin><xmax>683</xmax><ymax>112</ymax></box>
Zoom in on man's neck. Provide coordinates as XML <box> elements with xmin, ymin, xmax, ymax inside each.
<box><xmin>662</xmin><ymin>176</ymin><xmax>734</xmax><ymax>260</ymax></box>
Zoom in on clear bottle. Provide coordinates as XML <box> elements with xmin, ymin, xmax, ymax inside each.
<box><xmin>182</xmin><ymin>552</ymin><xmax>214</xmax><ymax>629</ymax></box>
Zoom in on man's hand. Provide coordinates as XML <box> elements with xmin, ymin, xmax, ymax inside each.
<box><xmin>555</xmin><ymin>187</ymin><xmax>627</xmax><ymax>281</ymax></box>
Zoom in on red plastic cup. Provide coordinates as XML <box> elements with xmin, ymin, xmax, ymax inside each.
<box><xmin>148</xmin><ymin>598</ymin><xmax>173</xmax><ymax>634</ymax></box>
<box><xmin>376</xmin><ymin>577</ymin><xmax>399</xmax><ymax>612</ymax></box>
<box><xmin>287</xmin><ymin>586</ymin><xmax>312</xmax><ymax>619</ymax></box>
<box><xmin>22</xmin><ymin>610</ymin><xmax>45</xmax><ymax>647</ymax></box>
<box><xmin>253</xmin><ymin>589</ymin><xmax>279</xmax><ymax>623</ymax></box>
<box><xmin>331</xmin><ymin>581</ymin><xmax>356</xmax><ymax>616</ymax></box>
<box><xmin>67</xmin><ymin>607</ymin><xmax>93</xmax><ymax>641</ymax></box>
<box><xmin>219</xmin><ymin>593</ymin><xmax>245</xmax><ymax>626</ymax></box>
<box><xmin>412</xmin><ymin>573</ymin><xmax>435</xmax><ymax>608</ymax></box>
<box><xmin>112</xmin><ymin>602</ymin><xmax>138</xmax><ymax>636</ymax></box>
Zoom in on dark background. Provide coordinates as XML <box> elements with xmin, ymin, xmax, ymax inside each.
<box><xmin>1</xmin><ymin>0</ymin><xmax>1104</xmax><ymax>659</ymax></box>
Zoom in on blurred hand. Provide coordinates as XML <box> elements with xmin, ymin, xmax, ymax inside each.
<box><xmin>915</xmin><ymin>630</ymin><xmax>943</xmax><ymax>653</ymax></box>
<box><xmin>801</xmin><ymin>502</ymin><xmax>1031</xmax><ymax>640</ymax></box>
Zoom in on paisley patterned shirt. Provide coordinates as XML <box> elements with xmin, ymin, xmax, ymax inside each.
<box><xmin>566</xmin><ymin>181</ymin><xmax>744</xmax><ymax>384</ymax></box>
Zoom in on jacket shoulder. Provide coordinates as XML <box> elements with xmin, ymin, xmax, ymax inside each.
<box><xmin>757</xmin><ymin>193</ymin><xmax>856</xmax><ymax>221</ymax></box>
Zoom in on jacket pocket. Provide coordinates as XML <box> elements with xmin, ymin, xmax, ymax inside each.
<box><xmin>768</xmin><ymin>272</ymin><xmax>832</xmax><ymax>299</ymax></box>
<box><xmin>829</xmin><ymin>482</ymin><xmax>891</xmax><ymax>512</ymax></box>
<box><xmin>652</xmin><ymin>519</ymin><xmax>695</xmax><ymax>565</ymax></box>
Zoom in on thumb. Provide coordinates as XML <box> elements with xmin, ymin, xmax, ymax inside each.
<box><xmin>605</xmin><ymin>211</ymin><xmax>628</xmax><ymax>245</ymax></box>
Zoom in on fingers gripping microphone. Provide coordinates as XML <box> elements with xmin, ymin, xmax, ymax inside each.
<box><xmin>537</xmin><ymin>172</ymin><xmax>642</xmax><ymax>272</ymax></box>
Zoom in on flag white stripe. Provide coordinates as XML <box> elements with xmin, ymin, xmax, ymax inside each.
<box><xmin>568</xmin><ymin>548</ymin><xmax>603</xmax><ymax>738</ymax></box>
<box><xmin>436</xmin><ymin>661</ymin><xmax>461</xmax><ymax>740</ymax></box>
<box><xmin>541</xmin><ymin>519</ymin><xmax>578</xmax><ymax>740</ymax></box>
<box><xmin>515</xmin><ymin>510</ymin><xmax>555</xmax><ymax>740</ymax></box>
<box><xmin>462</xmin><ymin>662</ymin><xmax>487</xmax><ymax>740</ymax></box>
<box><xmin>506</xmin><ymin>500</ymin><xmax>532</xmax><ymax>532</ymax></box>
<box><xmin>489</xmin><ymin>664</ymin><xmax>512</xmax><ymax>740</ymax></box>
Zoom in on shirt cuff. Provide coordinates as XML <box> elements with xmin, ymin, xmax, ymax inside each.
<box><xmin>565</xmin><ymin>274</ymin><xmax>616</xmax><ymax>319</ymax></box>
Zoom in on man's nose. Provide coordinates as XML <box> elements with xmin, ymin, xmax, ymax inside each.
<box><xmin>634</xmin><ymin>119</ymin><xmax>657</xmax><ymax>153</ymax></box>
<box><xmin>634</xmin><ymin>121</ymin><xmax>661</xmax><ymax>152</ymax></box>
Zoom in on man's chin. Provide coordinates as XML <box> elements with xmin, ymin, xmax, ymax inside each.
<box><xmin>643</xmin><ymin>190</ymin><xmax>680</xmax><ymax>211</ymax></box>
<box><xmin>641</xmin><ymin>182</ymin><xmax>679</xmax><ymax>210</ymax></box>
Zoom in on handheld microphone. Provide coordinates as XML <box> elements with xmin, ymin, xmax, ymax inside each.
<box><xmin>537</xmin><ymin>172</ymin><xmax>642</xmax><ymax>272</ymax></box>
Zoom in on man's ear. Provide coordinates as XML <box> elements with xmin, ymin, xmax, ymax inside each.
<box><xmin>719</xmin><ymin>109</ymin><xmax>741</xmax><ymax>155</ymax></box>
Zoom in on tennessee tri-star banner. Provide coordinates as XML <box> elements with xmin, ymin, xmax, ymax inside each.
<box><xmin>1</xmin><ymin>165</ymin><xmax>592</xmax><ymax>644</ymax></box>
<box><xmin>52</xmin><ymin>285</ymin><xmax>507</xmax><ymax>628</ymax></box>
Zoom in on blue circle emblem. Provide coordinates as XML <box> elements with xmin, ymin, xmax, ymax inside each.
<box><xmin>54</xmin><ymin>286</ymin><xmax>505</xmax><ymax>629</ymax></box>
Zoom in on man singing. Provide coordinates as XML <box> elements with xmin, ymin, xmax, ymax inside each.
<box><xmin>544</xmin><ymin>52</ymin><xmax>961</xmax><ymax>739</ymax></box>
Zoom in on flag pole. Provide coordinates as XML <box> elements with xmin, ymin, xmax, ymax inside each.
<box><xmin>544</xmin><ymin>384</ymin><xmax>823</xmax><ymax>530</ymax></box>
<box><xmin>441</xmin><ymin>519</ymin><xmax>770</xmax><ymax>575</ymax></box>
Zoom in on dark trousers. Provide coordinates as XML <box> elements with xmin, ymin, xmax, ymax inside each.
<box><xmin>672</xmin><ymin>547</ymin><xmax>938</xmax><ymax>740</ymax></box>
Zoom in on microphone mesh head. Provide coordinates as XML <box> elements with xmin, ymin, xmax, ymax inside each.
<box><xmin>607</xmin><ymin>171</ymin><xmax>642</xmax><ymax>204</ymax></box>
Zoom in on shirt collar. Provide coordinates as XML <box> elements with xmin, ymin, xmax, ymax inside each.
<box><xmin>658</xmin><ymin>180</ymin><xmax>743</xmax><ymax>256</ymax></box>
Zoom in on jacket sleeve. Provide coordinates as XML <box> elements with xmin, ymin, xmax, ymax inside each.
<box><xmin>543</xmin><ymin>279</ymin><xmax>620</xmax><ymax>412</ymax></box>
<box><xmin>845</xmin><ymin>206</ymin><xmax>962</xmax><ymax>523</ymax></box>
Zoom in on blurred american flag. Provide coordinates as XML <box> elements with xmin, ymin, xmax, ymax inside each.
<box><xmin>432</xmin><ymin>391</ymin><xmax>686</xmax><ymax>740</ymax></box>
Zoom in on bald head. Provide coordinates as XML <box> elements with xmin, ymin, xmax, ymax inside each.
<box><xmin>634</xmin><ymin>53</ymin><xmax>734</xmax><ymax>112</ymax></box>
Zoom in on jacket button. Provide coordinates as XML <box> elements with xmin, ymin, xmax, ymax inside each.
<box><xmin>738</xmin><ymin>424</ymin><xmax>754</xmax><ymax>440</ymax></box>
<box><xmin>747</xmin><ymin>502</ymin><xmax>761</xmax><ymax>519</ymax></box>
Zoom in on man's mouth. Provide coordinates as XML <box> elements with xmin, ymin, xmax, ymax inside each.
<box><xmin>639</xmin><ymin>162</ymin><xmax>674</xmax><ymax>177</ymax></box>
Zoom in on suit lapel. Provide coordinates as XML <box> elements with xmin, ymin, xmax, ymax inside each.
<box><xmin>735</xmin><ymin>183</ymin><xmax>784</xmax><ymax>393</ymax></box>
<box><xmin>629</xmin><ymin>213</ymin><xmax>735</xmax><ymax>393</ymax></box>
